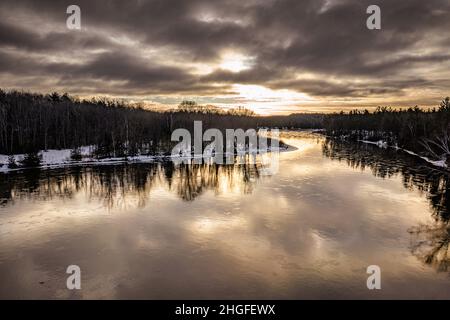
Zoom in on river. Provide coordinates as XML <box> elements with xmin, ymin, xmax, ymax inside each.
<box><xmin>1</xmin><ymin>131</ymin><xmax>450</xmax><ymax>299</ymax></box>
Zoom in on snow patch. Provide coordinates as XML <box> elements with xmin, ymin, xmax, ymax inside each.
<box><xmin>0</xmin><ymin>144</ymin><xmax>290</xmax><ymax>173</ymax></box>
<box><xmin>357</xmin><ymin>140</ymin><xmax>447</xmax><ymax>169</ymax></box>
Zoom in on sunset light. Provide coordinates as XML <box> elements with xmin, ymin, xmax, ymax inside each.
<box><xmin>219</xmin><ymin>52</ymin><xmax>254</xmax><ymax>73</ymax></box>
<box><xmin>2</xmin><ymin>0</ymin><xmax>450</xmax><ymax>307</ymax></box>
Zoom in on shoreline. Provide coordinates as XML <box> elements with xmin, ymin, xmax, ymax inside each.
<box><xmin>0</xmin><ymin>145</ymin><xmax>292</xmax><ymax>174</ymax></box>
<box><xmin>356</xmin><ymin>139</ymin><xmax>447</xmax><ymax>169</ymax></box>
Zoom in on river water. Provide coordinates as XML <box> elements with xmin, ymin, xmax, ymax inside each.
<box><xmin>1</xmin><ymin>131</ymin><xmax>450</xmax><ymax>299</ymax></box>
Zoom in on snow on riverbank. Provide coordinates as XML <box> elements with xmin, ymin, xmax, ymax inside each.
<box><xmin>401</xmin><ymin>149</ymin><xmax>447</xmax><ymax>168</ymax></box>
<box><xmin>0</xmin><ymin>146</ymin><xmax>95</xmax><ymax>172</ymax></box>
<box><xmin>0</xmin><ymin>144</ymin><xmax>290</xmax><ymax>173</ymax></box>
<box><xmin>357</xmin><ymin>139</ymin><xmax>447</xmax><ymax>169</ymax></box>
<box><xmin>0</xmin><ymin>146</ymin><xmax>95</xmax><ymax>167</ymax></box>
<box><xmin>358</xmin><ymin>139</ymin><xmax>388</xmax><ymax>148</ymax></box>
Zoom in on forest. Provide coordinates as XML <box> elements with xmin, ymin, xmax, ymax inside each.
<box><xmin>1</xmin><ymin>88</ymin><xmax>449</xmax><ymax>167</ymax></box>
<box><xmin>323</xmin><ymin>97</ymin><xmax>450</xmax><ymax>162</ymax></box>
<box><xmin>0</xmin><ymin>89</ymin><xmax>322</xmax><ymax>158</ymax></box>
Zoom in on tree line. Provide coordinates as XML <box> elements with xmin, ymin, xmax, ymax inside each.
<box><xmin>323</xmin><ymin>97</ymin><xmax>450</xmax><ymax>161</ymax></box>
<box><xmin>0</xmin><ymin>89</ymin><xmax>322</xmax><ymax>160</ymax></box>
<box><xmin>2</xmin><ymin>88</ymin><xmax>448</xmax><ymax>165</ymax></box>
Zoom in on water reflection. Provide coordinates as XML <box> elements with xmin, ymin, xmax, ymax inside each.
<box><xmin>4</xmin><ymin>133</ymin><xmax>450</xmax><ymax>299</ymax></box>
<box><xmin>0</xmin><ymin>160</ymin><xmax>264</xmax><ymax>209</ymax></box>
<box><xmin>409</xmin><ymin>223</ymin><xmax>450</xmax><ymax>272</ymax></box>
<box><xmin>322</xmin><ymin>138</ymin><xmax>450</xmax><ymax>273</ymax></box>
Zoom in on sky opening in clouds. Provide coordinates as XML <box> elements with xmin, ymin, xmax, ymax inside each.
<box><xmin>0</xmin><ymin>0</ymin><xmax>449</xmax><ymax>114</ymax></box>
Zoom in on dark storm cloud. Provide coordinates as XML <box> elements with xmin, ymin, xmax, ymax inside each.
<box><xmin>0</xmin><ymin>19</ymin><xmax>115</xmax><ymax>52</ymax></box>
<box><xmin>0</xmin><ymin>49</ymin><xmax>229</xmax><ymax>95</ymax></box>
<box><xmin>0</xmin><ymin>0</ymin><xmax>449</xmax><ymax>106</ymax></box>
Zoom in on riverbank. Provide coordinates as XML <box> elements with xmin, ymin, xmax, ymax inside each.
<box><xmin>356</xmin><ymin>139</ymin><xmax>447</xmax><ymax>169</ymax></box>
<box><xmin>0</xmin><ymin>143</ymin><xmax>291</xmax><ymax>173</ymax></box>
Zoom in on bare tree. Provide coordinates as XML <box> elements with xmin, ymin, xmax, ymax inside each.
<box><xmin>420</xmin><ymin>126</ymin><xmax>450</xmax><ymax>162</ymax></box>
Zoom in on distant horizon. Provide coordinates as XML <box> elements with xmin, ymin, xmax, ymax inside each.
<box><xmin>1</xmin><ymin>87</ymin><xmax>446</xmax><ymax>116</ymax></box>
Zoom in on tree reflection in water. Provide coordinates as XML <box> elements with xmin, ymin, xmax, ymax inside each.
<box><xmin>4</xmin><ymin>137</ymin><xmax>450</xmax><ymax>273</ymax></box>
<box><xmin>322</xmin><ymin>138</ymin><xmax>450</xmax><ymax>273</ymax></box>
<box><xmin>0</xmin><ymin>159</ymin><xmax>263</xmax><ymax>209</ymax></box>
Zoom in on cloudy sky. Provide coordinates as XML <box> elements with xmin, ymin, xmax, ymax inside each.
<box><xmin>0</xmin><ymin>0</ymin><xmax>449</xmax><ymax>114</ymax></box>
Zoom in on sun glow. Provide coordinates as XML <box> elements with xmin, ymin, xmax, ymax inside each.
<box><xmin>233</xmin><ymin>84</ymin><xmax>311</xmax><ymax>101</ymax></box>
<box><xmin>219</xmin><ymin>52</ymin><xmax>254</xmax><ymax>73</ymax></box>
<box><xmin>230</xmin><ymin>84</ymin><xmax>316</xmax><ymax>115</ymax></box>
